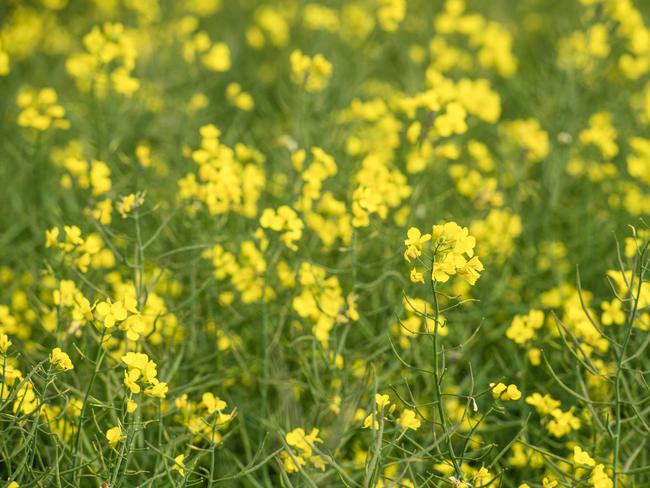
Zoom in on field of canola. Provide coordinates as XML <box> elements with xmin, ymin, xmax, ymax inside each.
<box><xmin>0</xmin><ymin>0</ymin><xmax>649</xmax><ymax>486</ymax></box>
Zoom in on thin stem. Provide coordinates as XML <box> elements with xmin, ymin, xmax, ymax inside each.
<box><xmin>613</xmin><ymin>241</ymin><xmax>648</xmax><ymax>487</ymax></box>
<box><xmin>429</xmin><ymin>262</ymin><xmax>461</xmax><ymax>478</ymax></box>
<box><xmin>72</xmin><ymin>327</ymin><xmax>107</xmax><ymax>485</ymax></box>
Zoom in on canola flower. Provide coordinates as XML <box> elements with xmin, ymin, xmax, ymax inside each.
<box><xmin>281</xmin><ymin>427</ymin><xmax>327</xmax><ymax>473</ymax></box>
<box><xmin>106</xmin><ymin>425</ymin><xmax>125</xmax><ymax>448</ymax></box>
<box><xmin>405</xmin><ymin>222</ymin><xmax>484</xmax><ymax>286</ymax></box>
<box><xmin>1</xmin><ymin>0</ymin><xmax>650</xmax><ymax>486</ymax></box>
<box><xmin>16</xmin><ymin>87</ymin><xmax>69</xmax><ymax>131</ymax></box>
<box><xmin>289</xmin><ymin>50</ymin><xmax>332</xmax><ymax>92</ymax></box>
<box><xmin>173</xmin><ymin>454</ymin><xmax>186</xmax><ymax>476</ymax></box>
<box><xmin>66</xmin><ymin>22</ymin><xmax>139</xmax><ymax>97</ymax></box>
<box><xmin>49</xmin><ymin>348</ymin><xmax>73</xmax><ymax>371</ymax></box>
<box><xmin>489</xmin><ymin>382</ymin><xmax>522</xmax><ymax>401</ymax></box>
<box><xmin>0</xmin><ymin>333</ymin><xmax>11</xmax><ymax>354</ymax></box>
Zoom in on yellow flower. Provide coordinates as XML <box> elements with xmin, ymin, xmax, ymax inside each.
<box><xmin>144</xmin><ymin>379</ymin><xmax>169</xmax><ymax>399</ymax></box>
<box><xmin>0</xmin><ymin>333</ymin><xmax>12</xmax><ymax>354</ymax></box>
<box><xmin>490</xmin><ymin>382</ymin><xmax>521</xmax><ymax>400</ymax></box>
<box><xmin>542</xmin><ymin>478</ymin><xmax>558</xmax><ymax>488</ymax></box>
<box><xmin>95</xmin><ymin>299</ymin><xmax>128</xmax><ymax>328</ymax></box>
<box><xmin>280</xmin><ymin>450</ymin><xmax>306</xmax><ymax>473</ymax></box>
<box><xmin>14</xmin><ymin>382</ymin><xmax>38</xmax><ymax>415</ymax></box>
<box><xmin>503</xmin><ymin>118</ymin><xmax>550</xmax><ymax>162</ymax></box>
<box><xmin>124</xmin><ymin>369</ymin><xmax>141</xmax><ymax>394</ymax></box>
<box><xmin>285</xmin><ymin>427</ymin><xmax>322</xmax><ymax>457</ymax></box>
<box><xmin>202</xmin><ymin>43</ymin><xmax>231</xmax><ymax>72</ymax></box>
<box><xmin>126</xmin><ymin>399</ymin><xmax>138</xmax><ymax>413</ymax></box>
<box><xmin>404</xmin><ymin>227</ymin><xmax>432</xmax><ymax>262</ymax></box>
<box><xmin>573</xmin><ymin>446</ymin><xmax>596</xmax><ymax>467</ymax></box>
<box><xmin>473</xmin><ymin>467</ymin><xmax>493</xmax><ymax>487</ymax></box>
<box><xmin>373</xmin><ymin>393</ymin><xmax>389</xmax><ymax>409</ymax></box>
<box><xmin>63</xmin><ymin>225</ymin><xmax>84</xmax><ymax>246</ymax></box>
<box><xmin>432</xmin><ymin>222</ymin><xmax>476</xmax><ymax>257</ymax></box>
<box><xmin>601</xmin><ymin>299</ymin><xmax>625</xmax><ymax>326</ymax></box>
<box><xmin>396</xmin><ymin>409</ymin><xmax>421</xmax><ymax>431</ymax></box>
<box><xmin>121</xmin><ymin>314</ymin><xmax>146</xmax><ymax>341</ymax></box>
<box><xmin>106</xmin><ymin>426</ymin><xmax>124</xmax><ymax>447</ymax></box>
<box><xmin>116</xmin><ymin>193</ymin><xmax>145</xmax><ymax>218</ymax></box>
<box><xmin>457</xmin><ymin>255</ymin><xmax>485</xmax><ymax>285</ymax></box>
<box><xmin>173</xmin><ymin>454</ymin><xmax>186</xmax><ymax>476</ymax></box>
<box><xmin>202</xmin><ymin>392</ymin><xmax>227</xmax><ymax>413</ymax></box>
<box><xmin>431</xmin><ymin>253</ymin><xmax>461</xmax><ymax>282</ymax></box>
<box><xmin>377</xmin><ymin>0</ymin><xmax>406</xmax><ymax>32</ymax></box>
<box><xmin>309</xmin><ymin>454</ymin><xmax>327</xmax><ymax>471</ymax></box>
<box><xmin>404</xmin><ymin>227</ymin><xmax>432</xmax><ymax>251</ymax></box>
<box><xmin>362</xmin><ymin>413</ymin><xmax>378</xmax><ymax>430</ymax></box>
<box><xmin>435</xmin><ymin>102</ymin><xmax>468</xmax><ymax>137</ymax></box>
<box><xmin>527</xmin><ymin>348</ymin><xmax>542</xmax><ymax>366</ymax></box>
<box><xmin>259</xmin><ymin>206</ymin><xmax>304</xmax><ymax>251</ymax></box>
<box><xmin>525</xmin><ymin>392</ymin><xmax>560</xmax><ymax>415</ymax></box>
<box><xmin>591</xmin><ymin>464</ymin><xmax>613</xmax><ymax>488</ymax></box>
<box><xmin>49</xmin><ymin>348</ymin><xmax>74</xmax><ymax>371</ymax></box>
<box><xmin>225</xmin><ymin>83</ymin><xmax>254</xmax><ymax>111</ymax></box>
<box><xmin>121</xmin><ymin>352</ymin><xmax>158</xmax><ymax>383</ymax></box>
<box><xmin>546</xmin><ymin>408</ymin><xmax>581</xmax><ymax>438</ymax></box>
<box><xmin>89</xmin><ymin>161</ymin><xmax>112</xmax><ymax>196</ymax></box>
<box><xmin>410</xmin><ymin>268</ymin><xmax>425</xmax><ymax>284</ymax></box>
<box><xmin>16</xmin><ymin>87</ymin><xmax>69</xmax><ymax>131</ymax></box>
<box><xmin>45</xmin><ymin>227</ymin><xmax>60</xmax><ymax>248</ymax></box>
<box><xmin>290</xmin><ymin>50</ymin><xmax>332</xmax><ymax>92</ymax></box>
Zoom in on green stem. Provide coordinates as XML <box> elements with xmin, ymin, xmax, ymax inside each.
<box><xmin>613</xmin><ymin>242</ymin><xmax>648</xmax><ymax>487</ymax></box>
<box><xmin>72</xmin><ymin>327</ymin><xmax>107</xmax><ymax>484</ymax></box>
<box><xmin>0</xmin><ymin>354</ymin><xmax>6</xmax><ymax>406</ymax></box>
<box><xmin>430</xmin><ymin>264</ymin><xmax>461</xmax><ymax>478</ymax></box>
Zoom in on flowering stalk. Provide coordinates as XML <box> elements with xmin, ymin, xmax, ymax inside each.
<box><xmin>613</xmin><ymin>241</ymin><xmax>649</xmax><ymax>487</ymax></box>
<box><xmin>429</xmin><ymin>256</ymin><xmax>461</xmax><ymax>480</ymax></box>
<box><xmin>72</xmin><ymin>327</ymin><xmax>107</xmax><ymax>484</ymax></box>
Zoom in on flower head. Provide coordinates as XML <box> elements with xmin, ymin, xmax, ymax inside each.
<box><xmin>50</xmin><ymin>348</ymin><xmax>74</xmax><ymax>371</ymax></box>
<box><xmin>173</xmin><ymin>454</ymin><xmax>186</xmax><ymax>476</ymax></box>
<box><xmin>106</xmin><ymin>426</ymin><xmax>125</xmax><ymax>448</ymax></box>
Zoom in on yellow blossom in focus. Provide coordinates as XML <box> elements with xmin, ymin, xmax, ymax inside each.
<box><xmin>49</xmin><ymin>347</ymin><xmax>73</xmax><ymax>370</ymax></box>
<box><xmin>106</xmin><ymin>425</ymin><xmax>124</xmax><ymax>447</ymax></box>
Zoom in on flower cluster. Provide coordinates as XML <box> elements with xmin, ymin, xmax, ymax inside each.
<box><xmin>116</xmin><ymin>192</ymin><xmax>145</xmax><ymax>218</ymax></box>
<box><xmin>289</xmin><ymin>50</ymin><xmax>333</xmax><ymax>92</ymax></box>
<box><xmin>203</xmin><ymin>240</ymin><xmax>273</xmax><ymax>304</ymax></box>
<box><xmin>2</xmin><ymin>0</ymin><xmax>650</xmax><ymax>485</ymax></box>
<box><xmin>66</xmin><ymin>22</ymin><xmax>139</xmax><ymax>96</ymax></box>
<box><xmin>16</xmin><ymin>87</ymin><xmax>69</xmax><ymax>131</ymax></box>
<box><xmin>178</xmin><ymin>124</ymin><xmax>265</xmax><ymax>218</ymax></box>
<box><xmin>361</xmin><ymin>393</ymin><xmax>422</xmax><ymax>433</ymax></box>
<box><xmin>121</xmin><ymin>352</ymin><xmax>168</xmax><ymax>399</ymax></box>
<box><xmin>405</xmin><ymin>222</ymin><xmax>484</xmax><ymax>285</ymax></box>
<box><xmin>281</xmin><ymin>427</ymin><xmax>327</xmax><ymax>473</ymax></box>
<box><xmin>506</xmin><ymin>309</ymin><xmax>545</xmax><ymax>346</ymax></box>
<box><xmin>292</xmin><ymin>263</ymin><xmax>357</xmax><ymax>347</ymax></box>
<box><xmin>49</xmin><ymin>347</ymin><xmax>74</xmax><ymax>371</ymax></box>
<box><xmin>174</xmin><ymin>392</ymin><xmax>235</xmax><ymax>444</ymax></box>
<box><xmin>45</xmin><ymin>225</ymin><xmax>107</xmax><ymax>273</ymax></box>
<box><xmin>526</xmin><ymin>393</ymin><xmax>581</xmax><ymax>438</ymax></box>
<box><xmin>259</xmin><ymin>205</ymin><xmax>304</xmax><ymax>251</ymax></box>
<box><xmin>489</xmin><ymin>382</ymin><xmax>522</xmax><ymax>401</ymax></box>
<box><xmin>180</xmin><ymin>28</ymin><xmax>231</xmax><ymax>72</ymax></box>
